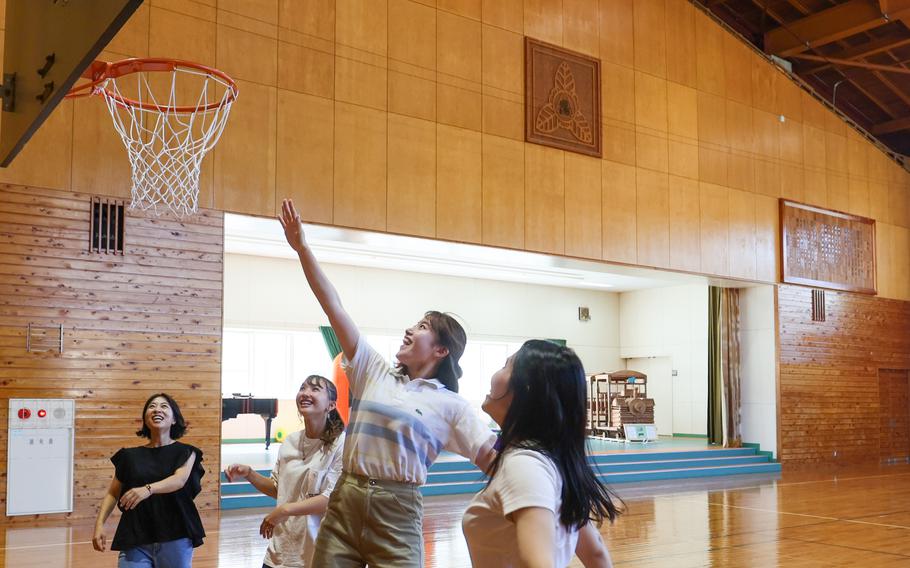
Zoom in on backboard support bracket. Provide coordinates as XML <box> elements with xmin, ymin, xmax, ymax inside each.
<box><xmin>0</xmin><ymin>73</ymin><xmax>16</xmax><ymax>112</ymax></box>
<box><xmin>0</xmin><ymin>0</ymin><xmax>144</xmax><ymax>167</ymax></box>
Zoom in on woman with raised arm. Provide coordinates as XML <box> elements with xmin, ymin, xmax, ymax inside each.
<box><xmin>224</xmin><ymin>374</ymin><xmax>346</xmax><ymax>568</ymax></box>
<box><xmin>278</xmin><ymin>198</ymin><xmax>496</xmax><ymax>568</ymax></box>
<box><xmin>92</xmin><ymin>393</ymin><xmax>205</xmax><ymax>568</ymax></box>
<box><xmin>463</xmin><ymin>340</ymin><xmax>622</xmax><ymax>568</ymax></box>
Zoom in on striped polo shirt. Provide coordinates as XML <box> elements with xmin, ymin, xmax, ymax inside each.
<box><xmin>341</xmin><ymin>336</ymin><xmax>495</xmax><ymax>485</ymax></box>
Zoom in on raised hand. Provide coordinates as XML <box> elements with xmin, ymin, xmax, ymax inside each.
<box><xmin>223</xmin><ymin>463</ymin><xmax>251</xmax><ymax>482</ymax></box>
<box><xmin>279</xmin><ymin>199</ymin><xmax>308</xmax><ymax>253</ymax></box>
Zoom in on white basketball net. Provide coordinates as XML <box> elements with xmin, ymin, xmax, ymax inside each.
<box><xmin>98</xmin><ymin>66</ymin><xmax>236</xmax><ymax>217</ymax></box>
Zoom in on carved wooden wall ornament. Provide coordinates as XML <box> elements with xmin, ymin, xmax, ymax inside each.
<box><xmin>780</xmin><ymin>200</ymin><xmax>877</xmax><ymax>294</ymax></box>
<box><xmin>525</xmin><ymin>37</ymin><xmax>601</xmax><ymax>157</ymax></box>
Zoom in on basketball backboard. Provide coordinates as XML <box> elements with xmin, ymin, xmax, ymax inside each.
<box><xmin>0</xmin><ymin>0</ymin><xmax>143</xmax><ymax>167</ymax></box>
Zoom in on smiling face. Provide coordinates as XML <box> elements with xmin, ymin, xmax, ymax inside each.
<box><xmin>395</xmin><ymin>318</ymin><xmax>449</xmax><ymax>374</ymax></box>
<box><xmin>144</xmin><ymin>396</ymin><xmax>176</xmax><ymax>434</ymax></box>
<box><xmin>296</xmin><ymin>378</ymin><xmax>336</xmax><ymax>420</ymax></box>
<box><xmin>482</xmin><ymin>354</ymin><xmax>515</xmax><ymax>427</ymax></box>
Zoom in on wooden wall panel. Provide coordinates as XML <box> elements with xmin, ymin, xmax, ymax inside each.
<box><xmin>699</xmin><ymin>182</ymin><xmax>729</xmax><ymax>276</ymax></box>
<box><xmin>632</xmin><ymin>0</ymin><xmax>666</xmax><ymax>78</ymax></box>
<box><xmin>437</xmin><ymin>125</ymin><xmax>482</xmax><ymax>243</ymax></box>
<box><xmin>728</xmin><ymin>189</ymin><xmax>756</xmax><ymax>279</ymax></box>
<box><xmin>668</xmin><ymin>175</ymin><xmax>700</xmax><ymax>272</ymax></box>
<box><xmin>562</xmin><ymin>0</ymin><xmax>599</xmax><ymax>57</ymax></box>
<box><xmin>483</xmin><ymin>0</ymin><xmax>523</xmax><ymax>33</ymax></box>
<box><xmin>880</xmin><ymin>369</ymin><xmax>910</xmax><ymax>464</ymax></box>
<box><xmin>389</xmin><ymin>0</ymin><xmax>436</xmax><ymax>69</ymax></box>
<box><xmin>524</xmin><ymin>0</ymin><xmax>562</xmax><ymax>45</ymax></box>
<box><xmin>277</xmin><ymin>34</ymin><xmax>335</xmax><ymax>100</ymax></box>
<box><xmin>70</xmin><ymin>92</ymin><xmax>131</xmax><ymax>200</ymax></box>
<box><xmin>525</xmin><ymin>145</ymin><xmax>565</xmax><ymax>255</ymax></box>
<box><xmin>216</xmin><ymin>16</ymin><xmax>278</xmax><ymax>87</ymax></box>
<box><xmin>664</xmin><ymin>0</ymin><xmax>696</xmax><ymax>88</ymax></box>
<box><xmin>7</xmin><ymin>0</ymin><xmax>902</xmax><ymax>293</ymax></box>
<box><xmin>635</xmin><ymin>168</ymin><xmax>670</xmax><ymax>268</ymax></box>
<box><xmin>387</xmin><ymin>115</ymin><xmax>437</xmax><ymax>238</ymax></box>
<box><xmin>598</xmin><ymin>0</ymin><xmax>634</xmax><ymax>67</ymax></box>
<box><xmin>332</xmin><ymin>103</ymin><xmax>388</xmax><ymax>231</ymax></box>
<box><xmin>601</xmin><ymin>160</ymin><xmax>637</xmax><ymax>264</ymax></box>
<box><xmin>695</xmin><ymin>9</ymin><xmax>725</xmax><ymax>96</ymax></box>
<box><xmin>279</xmin><ymin>0</ymin><xmax>335</xmax><ymax>40</ymax></box>
<box><xmin>0</xmin><ymin>184</ymin><xmax>223</xmax><ymax>522</ymax></box>
<box><xmin>778</xmin><ymin>285</ymin><xmax>910</xmax><ymax>465</ymax></box>
<box><xmin>335</xmin><ymin>0</ymin><xmax>388</xmax><ymax>56</ymax></box>
<box><xmin>213</xmin><ymin>80</ymin><xmax>277</xmax><ymax>215</ymax></box>
<box><xmin>482</xmin><ymin>135</ymin><xmax>524</xmax><ymax>248</ymax></box>
<box><xmin>276</xmin><ymin>91</ymin><xmax>334</xmax><ymax>224</ymax></box>
<box><xmin>564</xmin><ymin>153</ymin><xmax>603</xmax><ymax>259</ymax></box>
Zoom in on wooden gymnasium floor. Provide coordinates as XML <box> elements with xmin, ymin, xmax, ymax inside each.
<box><xmin>7</xmin><ymin>464</ymin><xmax>910</xmax><ymax>567</ymax></box>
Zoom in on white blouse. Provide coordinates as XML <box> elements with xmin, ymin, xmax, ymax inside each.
<box><xmin>262</xmin><ymin>429</ymin><xmax>344</xmax><ymax>568</ymax></box>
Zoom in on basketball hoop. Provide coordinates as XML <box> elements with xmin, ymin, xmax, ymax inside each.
<box><xmin>67</xmin><ymin>58</ymin><xmax>238</xmax><ymax>217</ymax></box>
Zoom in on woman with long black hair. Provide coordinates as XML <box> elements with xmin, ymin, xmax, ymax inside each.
<box><xmin>462</xmin><ymin>340</ymin><xmax>621</xmax><ymax>568</ymax></box>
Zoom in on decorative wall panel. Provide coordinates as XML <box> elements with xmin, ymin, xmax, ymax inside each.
<box><xmin>781</xmin><ymin>200</ymin><xmax>876</xmax><ymax>294</ymax></box>
<box><xmin>525</xmin><ymin>37</ymin><xmax>601</xmax><ymax>157</ymax></box>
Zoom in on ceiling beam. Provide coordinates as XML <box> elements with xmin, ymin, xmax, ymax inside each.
<box><xmin>873</xmin><ymin>70</ymin><xmax>910</xmax><ymax>107</ymax></box>
<box><xmin>799</xmin><ymin>36</ymin><xmax>910</xmax><ymax>75</ymax></box>
<box><xmin>791</xmin><ymin>53</ymin><xmax>910</xmax><ymax>74</ymax></box>
<box><xmin>872</xmin><ymin>115</ymin><xmax>910</xmax><ymax>134</ymax></box>
<box><xmin>747</xmin><ymin>0</ymin><xmax>809</xmax><ymax>35</ymax></box>
<box><xmin>764</xmin><ymin>0</ymin><xmax>910</xmax><ymax>57</ymax></box>
<box><xmin>836</xmin><ymin>71</ymin><xmax>901</xmax><ymax>119</ymax></box>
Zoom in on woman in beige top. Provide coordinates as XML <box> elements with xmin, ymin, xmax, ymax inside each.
<box><xmin>225</xmin><ymin>375</ymin><xmax>345</xmax><ymax>568</ymax></box>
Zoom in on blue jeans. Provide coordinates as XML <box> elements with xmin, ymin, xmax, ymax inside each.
<box><xmin>118</xmin><ymin>538</ymin><xmax>194</xmax><ymax>568</ymax></box>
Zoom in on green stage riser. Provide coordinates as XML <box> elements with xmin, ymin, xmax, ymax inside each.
<box><xmin>221</xmin><ymin>446</ymin><xmax>781</xmax><ymax>508</ymax></box>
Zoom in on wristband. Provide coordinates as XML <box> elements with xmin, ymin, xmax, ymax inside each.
<box><xmin>145</xmin><ymin>484</ymin><xmax>153</xmax><ymax>496</ymax></box>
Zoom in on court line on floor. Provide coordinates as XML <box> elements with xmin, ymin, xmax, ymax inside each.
<box><xmin>675</xmin><ymin>497</ymin><xmax>910</xmax><ymax>530</ymax></box>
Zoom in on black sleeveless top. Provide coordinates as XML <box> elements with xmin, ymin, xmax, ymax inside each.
<box><xmin>110</xmin><ymin>442</ymin><xmax>206</xmax><ymax>550</ymax></box>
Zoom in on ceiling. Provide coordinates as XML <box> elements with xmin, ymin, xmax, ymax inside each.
<box><xmin>223</xmin><ymin>214</ymin><xmax>717</xmax><ymax>293</ymax></box>
<box><xmin>696</xmin><ymin>0</ymin><xmax>910</xmax><ymax>159</ymax></box>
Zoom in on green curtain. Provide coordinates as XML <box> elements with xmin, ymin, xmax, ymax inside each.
<box><xmin>319</xmin><ymin>326</ymin><xmax>342</xmax><ymax>360</ymax></box>
<box><xmin>708</xmin><ymin>287</ymin><xmax>723</xmax><ymax>445</ymax></box>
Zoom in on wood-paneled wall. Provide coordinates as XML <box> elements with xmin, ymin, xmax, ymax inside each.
<box><xmin>0</xmin><ymin>184</ymin><xmax>223</xmax><ymax>521</ymax></box>
<box><xmin>0</xmin><ymin>0</ymin><xmax>907</xmax><ymax>297</ymax></box>
<box><xmin>778</xmin><ymin>285</ymin><xmax>910</xmax><ymax>465</ymax></box>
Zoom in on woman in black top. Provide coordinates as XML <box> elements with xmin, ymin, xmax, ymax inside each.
<box><xmin>93</xmin><ymin>393</ymin><xmax>206</xmax><ymax>568</ymax></box>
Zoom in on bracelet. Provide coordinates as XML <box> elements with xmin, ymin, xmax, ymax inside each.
<box><xmin>145</xmin><ymin>484</ymin><xmax>153</xmax><ymax>496</ymax></box>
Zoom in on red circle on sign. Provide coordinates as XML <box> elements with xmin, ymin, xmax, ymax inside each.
<box><xmin>37</xmin><ymin>409</ymin><xmax>47</xmax><ymax>418</ymax></box>
<box><xmin>17</xmin><ymin>408</ymin><xmax>30</xmax><ymax>419</ymax></box>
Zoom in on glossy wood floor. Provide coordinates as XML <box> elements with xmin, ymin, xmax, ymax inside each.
<box><xmin>6</xmin><ymin>465</ymin><xmax>910</xmax><ymax>567</ymax></box>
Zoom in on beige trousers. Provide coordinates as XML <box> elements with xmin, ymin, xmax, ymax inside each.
<box><xmin>311</xmin><ymin>473</ymin><xmax>423</xmax><ymax>568</ymax></box>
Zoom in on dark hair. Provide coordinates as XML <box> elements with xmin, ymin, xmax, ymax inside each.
<box><xmin>488</xmin><ymin>340</ymin><xmax>622</xmax><ymax>530</ymax></box>
<box><xmin>396</xmin><ymin>311</ymin><xmax>467</xmax><ymax>393</ymax></box>
<box><xmin>136</xmin><ymin>393</ymin><xmax>187</xmax><ymax>439</ymax></box>
<box><xmin>301</xmin><ymin>375</ymin><xmax>345</xmax><ymax>449</ymax></box>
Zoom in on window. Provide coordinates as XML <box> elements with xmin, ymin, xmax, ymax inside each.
<box><xmin>222</xmin><ymin>329</ymin><xmax>333</xmax><ymax>398</ymax></box>
<box><xmin>222</xmin><ymin>327</ymin><xmax>525</xmax><ymax>417</ymax></box>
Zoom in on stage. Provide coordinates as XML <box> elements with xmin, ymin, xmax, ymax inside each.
<box><xmin>221</xmin><ymin>436</ymin><xmax>780</xmax><ymax>509</ymax></box>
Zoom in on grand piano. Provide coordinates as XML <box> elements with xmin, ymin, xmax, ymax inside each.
<box><xmin>222</xmin><ymin>395</ymin><xmax>279</xmax><ymax>449</ymax></box>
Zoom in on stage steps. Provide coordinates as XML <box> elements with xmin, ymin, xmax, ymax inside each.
<box><xmin>220</xmin><ymin>446</ymin><xmax>780</xmax><ymax>510</ymax></box>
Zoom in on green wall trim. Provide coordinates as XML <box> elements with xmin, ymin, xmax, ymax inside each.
<box><xmin>672</xmin><ymin>433</ymin><xmax>709</xmax><ymax>438</ymax></box>
<box><xmin>743</xmin><ymin>442</ymin><xmax>777</xmax><ymax>462</ymax></box>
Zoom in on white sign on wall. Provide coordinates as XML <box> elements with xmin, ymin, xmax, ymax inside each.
<box><xmin>6</xmin><ymin>399</ymin><xmax>75</xmax><ymax>516</ymax></box>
